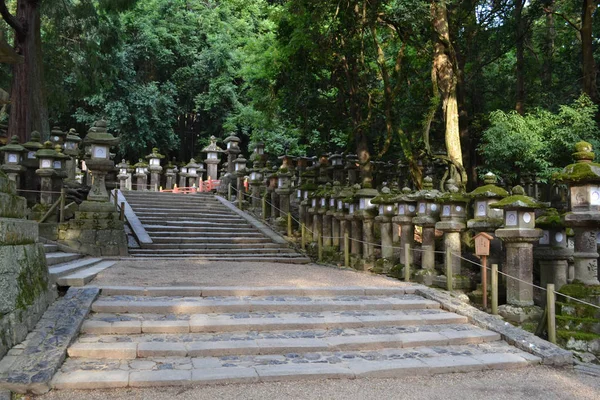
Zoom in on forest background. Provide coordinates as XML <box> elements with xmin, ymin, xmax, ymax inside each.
<box><xmin>0</xmin><ymin>0</ymin><xmax>599</xmax><ymax>189</ymax></box>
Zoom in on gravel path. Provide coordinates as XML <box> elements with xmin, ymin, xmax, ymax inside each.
<box><xmin>89</xmin><ymin>260</ymin><xmax>409</xmax><ymax>288</ymax></box>
<box><xmin>37</xmin><ymin>366</ymin><xmax>599</xmax><ymax>400</ymax></box>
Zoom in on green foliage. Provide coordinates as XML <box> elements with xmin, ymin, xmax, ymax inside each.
<box><xmin>478</xmin><ymin>95</ymin><xmax>600</xmax><ymax>183</ymax></box>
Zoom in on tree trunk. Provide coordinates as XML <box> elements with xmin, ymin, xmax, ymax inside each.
<box><xmin>581</xmin><ymin>0</ymin><xmax>597</xmax><ymax>103</ymax></box>
<box><xmin>542</xmin><ymin>2</ymin><xmax>555</xmax><ymax>94</ymax></box>
<box><xmin>431</xmin><ymin>0</ymin><xmax>464</xmax><ymax>186</ymax></box>
<box><xmin>5</xmin><ymin>0</ymin><xmax>49</xmax><ymax>143</ymax></box>
<box><xmin>515</xmin><ymin>0</ymin><xmax>526</xmax><ymax>114</ymax></box>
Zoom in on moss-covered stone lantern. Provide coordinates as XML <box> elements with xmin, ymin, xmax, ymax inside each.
<box><xmin>355</xmin><ymin>183</ymin><xmax>379</xmax><ymax>266</ymax></box>
<box><xmin>276</xmin><ymin>161</ymin><xmax>293</xmax><ymax>216</ymax></box>
<box><xmin>410</xmin><ymin>176</ymin><xmax>441</xmax><ymax>277</ymax></box>
<box><xmin>299</xmin><ymin>170</ymin><xmax>318</xmax><ymax>236</ymax></box>
<box><xmin>435</xmin><ymin>179</ymin><xmax>471</xmax><ymax>289</ymax></box>
<box><xmin>35</xmin><ymin>142</ymin><xmax>58</xmax><ymax>206</ymax></box>
<box><xmin>0</xmin><ymin>135</ymin><xmax>26</xmax><ymax>187</ymax></box>
<box><xmin>334</xmin><ymin>184</ymin><xmax>354</xmax><ymax>253</ymax></box>
<box><xmin>467</xmin><ymin>172</ymin><xmax>508</xmax><ymax>231</ymax></box>
<box><xmin>185</xmin><ymin>158</ymin><xmax>200</xmax><ymax>189</ymax></box>
<box><xmin>164</xmin><ymin>159</ymin><xmax>177</xmax><ymax>190</ymax></box>
<box><xmin>178</xmin><ymin>162</ymin><xmax>188</xmax><ymax>189</ymax></box>
<box><xmin>319</xmin><ymin>182</ymin><xmax>334</xmax><ymax>247</ymax></box>
<box><xmin>117</xmin><ymin>159</ymin><xmax>129</xmax><ymax>191</ymax></box>
<box><xmin>373</xmin><ymin>185</ymin><xmax>398</xmax><ymax>266</ymax></box>
<box><xmin>554</xmin><ymin>141</ymin><xmax>600</xmax><ymax>285</ymax></box>
<box><xmin>391</xmin><ymin>187</ymin><xmax>417</xmax><ymax>266</ymax></box>
<box><xmin>133</xmin><ymin>159</ymin><xmax>149</xmax><ymax>191</ymax></box>
<box><xmin>534</xmin><ymin>208</ymin><xmax>572</xmax><ymax>291</ymax></box>
<box><xmin>53</xmin><ymin>144</ymin><xmax>70</xmax><ymax>179</ymax></box>
<box><xmin>344</xmin><ymin>184</ymin><xmax>363</xmax><ymax>259</ymax></box>
<box><xmin>63</xmin><ymin>128</ymin><xmax>82</xmax><ymax>180</ymax></box>
<box><xmin>233</xmin><ymin>155</ymin><xmax>247</xmax><ymax>203</ymax></box>
<box><xmin>82</xmin><ymin>120</ymin><xmax>119</xmax><ymax>201</ymax></box>
<box><xmin>309</xmin><ymin>185</ymin><xmax>324</xmax><ymax>243</ymax></box>
<box><xmin>202</xmin><ymin>135</ymin><xmax>223</xmax><ymax>180</ymax></box>
<box><xmin>145</xmin><ymin>148</ymin><xmax>164</xmax><ymax>191</ymax></box>
<box><xmin>490</xmin><ymin>185</ymin><xmax>547</xmax><ymax>322</ymax></box>
<box><xmin>50</xmin><ymin>126</ymin><xmax>66</xmax><ymax>147</ymax></box>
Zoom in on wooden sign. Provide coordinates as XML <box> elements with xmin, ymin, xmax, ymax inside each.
<box><xmin>474</xmin><ymin>232</ymin><xmax>494</xmax><ymax>256</ymax></box>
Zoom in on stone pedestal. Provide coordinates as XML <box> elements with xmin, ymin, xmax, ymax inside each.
<box><xmin>572</xmin><ymin>228</ymin><xmax>600</xmax><ymax>285</ymax></box>
<box><xmin>37</xmin><ymin>171</ymin><xmax>55</xmax><ymax>206</ymax></box>
<box><xmin>179</xmin><ymin>173</ymin><xmax>187</xmax><ymax>189</ymax></box>
<box><xmin>271</xmin><ymin>190</ymin><xmax>280</xmax><ymax>219</ymax></box>
<box><xmin>331</xmin><ymin>211</ymin><xmax>340</xmax><ymax>247</ymax></box>
<box><xmin>359</xmin><ymin>214</ymin><xmax>375</xmax><ymax>262</ymax></box>
<box><xmin>409</xmin><ymin>177</ymin><xmax>440</xmax><ymax>277</ymax></box>
<box><xmin>350</xmin><ymin>215</ymin><xmax>363</xmax><ymax>257</ymax></box>
<box><xmin>276</xmin><ymin>188</ymin><xmax>292</xmax><ymax>215</ymax></box>
<box><xmin>504</xmin><ymin>241</ymin><xmax>537</xmax><ymax>306</ymax></box>
<box><xmin>322</xmin><ymin>212</ymin><xmax>332</xmax><ymax>247</ymax></box>
<box><xmin>165</xmin><ymin>171</ymin><xmax>175</xmax><ymax>190</ymax></box>
<box><xmin>0</xmin><ymin>172</ymin><xmax>55</xmax><ymax>359</ymax></box>
<box><xmin>149</xmin><ymin>168</ymin><xmax>161</xmax><ymax>191</ymax></box>
<box><xmin>251</xmin><ymin>183</ymin><xmax>262</xmax><ymax>209</ymax></box>
<box><xmin>135</xmin><ymin>173</ymin><xmax>147</xmax><ymax>191</ymax></box>
<box><xmin>378</xmin><ymin>215</ymin><xmax>393</xmax><ymax>260</ymax></box>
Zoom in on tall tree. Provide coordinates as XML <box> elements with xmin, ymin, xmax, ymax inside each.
<box><xmin>0</xmin><ymin>0</ymin><xmax>48</xmax><ymax>142</ymax></box>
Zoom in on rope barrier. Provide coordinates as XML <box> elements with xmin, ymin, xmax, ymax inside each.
<box><xmin>16</xmin><ymin>188</ymin><xmax>64</xmax><ymax>194</ymax></box>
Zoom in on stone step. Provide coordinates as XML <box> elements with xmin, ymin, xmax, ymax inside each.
<box><xmin>128</xmin><ymin>204</ymin><xmax>229</xmax><ymax>210</ymax></box>
<box><xmin>81</xmin><ymin>309</ymin><xmax>468</xmax><ymax>334</ymax></box>
<box><xmin>124</xmin><ymin>193</ymin><xmax>217</xmax><ymax>199</ymax></box>
<box><xmin>91</xmin><ymin>295</ymin><xmax>440</xmax><ymax>314</ymax></box>
<box><xmin>162</xmin><ymin>220</ymin><xmax>251</xmax><ymax>227</ymax></box>
<box><xmin>49</xmin><ymin>257</ymin><xmax>104</xmax><ymax>280</ymax></box>
<box><xmin>149</xmin><ymin>237</ymin><xmax>273</xmax><ymax>244</ymax></box>
<box><xmin>45</xmin><ymin>252</ymin><xmax>85</xmax><ymax>267</ymax></box>
<box><xmin>145</xmin><ymin>231</ymin><xmax>265</xmax><ymax>238</ymax></box>
<box><xmin>139</xmin><ymin>243</ymin><xmax>288</xmax><ymax>250</ymax></box>
<box><xmin>56</xmin><ymin>261</ymin><xmax>118</xmax><ymax>287</ymax></box>
<box><xmin>43</xmin><ymin>243</ymin><xmax>59</xmax><ymax>253</ymax></box>
<box><xmin>138</xmin><ymin>217</ymin><xmax>247</xmax><ymax>224</ymax></box>
<box><xmin>135</xmin><ymin>212</ymin><xmax>238</xmax><ymax>219</ymax></box>
<box><xmin>67</xmin><ymin>326</ymin><xmax>501</xmax><ymax>359</ymax></box>
<box><xmin>130</xmin><ymin>248</ymin><xmax>297</xmax><ymax>255</ymax></box>
<box><xmin>93</xmin><ymin>286</ymin><xmax>414</xmax><ymax>297</ymax></box>
<box><xmin>53</xmin><ymin>343</ymin><xmax>540</xmax><ymax>389</ymax></box>
<box><xmin>143</xmin><ymin>228</ymin><xmax>258</xmax><ymax>235</ymax></box>
<box><xmin>127</xmin><ymin>256</ymin><xmax>311</xmax><ymax>263</ymax></box>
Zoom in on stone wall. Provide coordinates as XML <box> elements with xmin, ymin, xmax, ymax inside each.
<box><xmin>0</xmin><ymin>173</ymin><xmax>56</xmax><ymax>359</ymax></box>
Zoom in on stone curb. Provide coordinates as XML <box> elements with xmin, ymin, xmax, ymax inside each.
<box><xmin>117</xmin><ymin>191</ymin><xmax>152</xmax><ymax>245</ymax></box>
<box><xmin>0</xmin><ymin>287</ymin><xmax>100</xmax><ymax>395</ymax></box>
<box><xmin>414</xmin><ymin>287</ymin><xmax>573</xmax><ymax>366</ymax></box>
<box><xmin>215</xmin><ymin>196</ymin><xmax>287</xmax><ymax>245</ymax></box>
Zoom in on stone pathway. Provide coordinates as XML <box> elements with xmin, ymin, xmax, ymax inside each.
<box><xmin>49</xmin><ymin>286</ymin><xmax>548</xmax><ymax>390</ymax></box>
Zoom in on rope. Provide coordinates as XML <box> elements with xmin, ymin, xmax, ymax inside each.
<box><xmin>16</xmin><ymin>188</ymin><xmax>64</xmax><ymax>194</ymax></box>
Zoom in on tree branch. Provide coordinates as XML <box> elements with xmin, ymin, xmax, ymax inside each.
<box><xmin>0</xmin><ymin>0</ymin><xmax>24</xmax><ymax>36</ymax></box>
<box><xmin>546</xmin><ymin>9</ymin><xmax>581</xmax><ymax>31</ymax></box>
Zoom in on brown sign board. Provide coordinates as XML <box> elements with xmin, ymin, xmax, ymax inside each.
<box><xmin>474</xmin><ymin>232</ymin><xmax>494</xmax><ymax>256</ymax></box>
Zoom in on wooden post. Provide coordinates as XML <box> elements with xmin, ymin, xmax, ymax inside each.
<box><xmin>317</xmin><ymin>232</ymin><xmax>323</xmax><ymax>262</ymax></box>
<box><xmin>344</xmin><ymin>231</ymin><xmax>350</xmax><ymax>268</ymax></box>
<box><xmin>404</xmin><ymin>244</ymin><xmax>411</xmax><ymax>282</ymax></box>
<box><xmin>547</xmin><ymin>284</ymin><xmax>557</xmax><ymax>344</ymax></box>
<box><xmin>59</xmin><ymin>188</ymin><xmax>66</xmax><ymax>223</ymax></box>
<box><xmin>491</xmin><ymin>264</ymin><xmax>498</xmax><ymax>315</ymax></box>
<box><xmin>287</xmin><ymin>213</ymin><xmax>292</xmax><ymax>237</ymax></box>
<box><xmin>301</xmin><ymin>223</ymin><xmax>306</xmax><ymax>250</ymax></box>
<box><xmin>446</xmin><ymin>247</ymin><xmax>453</xmax><ymax>291</ymax></box>
<box><xmin>238</xmin><ymin>189</ymin><xmax>243</xmax><ymax>209</ymax></box>
<box><xmin>113</xmin><ymin>189</ymin><xmax>118</xmax><ymax>208</ymax></box>
<box><xmin>481</xmin><ymin>255</ymin><xmax>488</xmax><ymax>309</ymax></box>
<box><xmin>120</xmin><ymin>202</ymin><xmax>125</xmax><ymax>221</ymax></box>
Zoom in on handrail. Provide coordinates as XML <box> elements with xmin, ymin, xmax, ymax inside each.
<box><xmin>39</xmin><ymin>188</ymin><xmax>66</xmax><ymax>223</ymax></box>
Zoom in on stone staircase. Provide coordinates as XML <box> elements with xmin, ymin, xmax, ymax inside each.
<box><xmin>51</xmin><ymin>286</ymin><xmax>540</xmax><ymax>389</ymax></box>
<box><xmin>44</xmin><ymin>243</ymin><xmax>116</xmax><ymax>287</ymax></box>
<box><xmin>123</xmin><ymin>191</ymin><xmax>308</xmax><ymax>263</ymax></box>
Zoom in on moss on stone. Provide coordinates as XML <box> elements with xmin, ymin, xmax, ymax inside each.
<box><xmin>554</xmin><ymin>162</ymin><xmax>600</xmax><ymax>184</ymax></box>
<box><xmin>15</xmin><ymin>247</ymin><xmax>48</xmax><ymax>312</ymax></box>
<box><xmin>536</xmin><ymin>208</ymin><xmax>565</xmax><ymax>229</ymax></box>
<box><xmin>468</xmin><ymin>184</ymin><xmax>509</xmax><ymax>199</ymax></box>
<box><xmin>559</xmin><ymin>283</ymin><xmax>600</xmax><ymax>299</ymax></box>
<box><xmin>558</xmin><ymin>330</ymin><xmax>600</xmax><ymax>341</ymax></box>
<box><xmin>489</xmin><ymin>195</ymin><xmax>548</xmax><ymax>209</ymax></box>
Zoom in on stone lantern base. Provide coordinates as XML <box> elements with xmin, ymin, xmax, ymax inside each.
<box><xmin>0</xmin><ymin>173</ymin><xmax>56</xmax><ymax>359</ymax></box>
<box><xmin>58</xmin><ymin>201</ymin><xmax>128</xmax><ymax>257</ymax></box>
<box><xmin>498</xmin><ymin>304</ymin><xmax>543</xmax><ymax>324</ymax></box>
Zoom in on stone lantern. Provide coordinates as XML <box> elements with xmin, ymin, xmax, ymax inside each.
<box><xmin>334</xmin><ymin>184</ymin><xmax>353</xmax><ymax>253</ymax></box>
<box><xmin>373</xmin><ymin>185</ymin><xmax>398</xmax><ymax>269</ymax></box>
<box><xmin>233</xmin><ymin>155</ymin><xmax>247</xmax><ymax>201</ymax></box>
<box><xmin>534</xmin><ymin>208</ymin><xmax>572</xmax><ymax>291</ymax></box>
<box><xmin>145</xmin><ymin>148</ymin><xmax>164</xmax><ymax>191</ymax></box>
<box><xmin>49</xmin><ymin>126</ymin><xmax>66</xmax><ymax>147</ymax></box>
<box><xmin>410</xmin><ymin>176</ymin><xmax>441</xmax><ymax>281</ymax></box>
<box><xmin>185</xmin><ymin>158</ymin><xmax>200</xmax><ymax>189</ymax></box>
<box><xmin>554</xmin><ymin>141</ymin><xmax>600</xmax><ymax>285</ymax></box>
<box><xmin>0</xmin><ymin>135</ymin><xmax>26</xmax><ymax>187</ymax></box>
<box><xmin>299</xmin><ymin>171</ymin><xmax>318</xmax><ymax>236</ymax></box>
<box><xmin>317</xmin><ymin>154</ymin><xmax>330</xmax><ymax>184</ymax></box>
<box><xmin>116</xmin><ymin>159</ymin><xmax>129</xmax><ymax>191</ymax></box>
<box><xmin>296</xmin><ymin>157</ymin><xmax>310</xmax><ymax>187</ymax></box>
<box><xmin>21</xmin><ymin>131</ymin><xmax>43</xmax><ymax>204</ymax></box>
<box><xmin>345</xmin><ymin>155</ymin><xmax>359</xmax><ymax>186</ymax></box>
<box><xmin>248</xmin><ymin>166</ymin><xmax>264</xmax><ymax>209</ymax></box>
<box><xmin>265</xmin><ymin>166</ymin><xmax>278</xmax><ymax>220</ymax></box>
<box><xmin>63</xmin><ymin>129</ymin><xmax>82</xmax><ymax>180</ymax></box>
<box><xmin>202</xmin><ymin>135</ymin><xmax>223</xmax><ymax>180</ymax></box>
<box><xmin>309</xmin><ymin>185</ymin><xmax>323</xmax><ymax>242</ymax></box>
<box><xmin>276</xmin><ymin>163</ymin><xmax>293</xmax><ymax>216</ymax></box>
<box><xmin>329</xmin><ymin>153</ymin><xmax>344</xmax><ymax>183</ymax></box>
<box><xmin>53</xmin><ymin>144</ymin><xmax>70</xmax><ymax>180</ymax></box>
<box><xmin>133</xmin><ymin>159</ymin><xmax>149</xmax><ymax>191</ymax></box>
<box><xmin>35</xmin><ymin>141</ymin><xmax>58</xmax><ymax>205</ymax></box>
<box><xmin>82</xmin><ymin>120</ymin><xmax>119</xmax><ymax>201</ymax></box>
<box><xmin>125</xmin><ymin>160</ymin><xmax>134</xmax><ymax>190</ymax></box>
<box><xmin>391</xmin><ymin>187</ymin><xmax>417</xmax><ymax>266</ymax></box>
<box><xmin>435</xmin><ymin>179</ymin><xmax>470</xmax><ymax>289</ymax></box>
<box><xmin>355</xmin><ymin>184</ymin><xmax>379</xmax><ymax>265</ymax></box>
<box><xmin>224</xmin><ymin>133</ymin><xmax>241</xmax><ymax>174</ymax></box>
<box><xmin>327</xmin><ymin>181</ymin><xmax>342</xmax><ymax>248</ymax></box>
<box><xmin>318</xmin><ymin>182</ymin><xmax>334</xmax><ymax>247</ymax></box>
<box><xmin>178</xmin><ymin>163</ymin><xmax>188</xmax><ymax>188</ymax></box>
<box><xmin>490</xmin><ymin>185</ymin><xmax>547</xmax><ymax>322</ymax></box>
<box><xmin>345</xmin><ymin>184</ymin><xmax>362</xmax><ymax>259</ymax></box>
<box><xmin>164</xmin><ymin>160</ymin><xmax>177</xmax><ymax>190</ymax></box>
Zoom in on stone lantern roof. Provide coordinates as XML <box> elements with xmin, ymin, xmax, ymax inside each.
<box><xmin>54</xmin><ymin>144</ymin><xmax>70</xmax><ymax>161</ymax></box>
<box><xmin>186</xmin><ymin>158</ymin><xmax>200</xmax><ymax>169</ymax></box>
<box><xmin>409</xmin><ymin>176</ymin><xmax>441</xmax><ymax>201</ymax></box>
<box><xmin>468</xmin><ymin>172</ymin><xmax>509</xmax><ymax>199</ymax></box>
<box><xmin>554</xmin><ymin>141</ymin><xmax>600</xmax><ymax>184</ymax></box>
<box><xmin>391</xmin><ymin>187</ymin><xmax>417</xmax><ymax>204</ymax></box>
<box><xmin>22</xmin><ymin>131</ymin><xmax>43</xmax><ymax>151</ymax></box>
<box><xmin>116</xmin><ymin>159</ymin><xmax>129</xmax><ymax>170</ymax></box>
<box><xmin>133</xmin><ymin>158</ymin><xmax>148</xmax><ymax>168</ymax></box>
<box><xmin>372</xmin><ymin>185</ymin><xmax>399</xmax><ymax>205</ymax></box>
<box><xmin>145</xmin><ymin>147</ymin><xmax>165</xmax><ymax>160</ymax></box>
<box><xmin>340</xmin><ymin>183</ymin><xmax>361</xmax><ymax>204</ymax></box>
<box><xmin>223</xmin><ymin>133</ymin><xmax>240</xmax><ymax>145</ymax></box>
<box><xmin>490</xmin><ymin>186</ymin><xmax>548</xmax><ymax>210</ymax></box>
<box><xmin>535</xmin><ymin>208</ymin><xmax>566</xmax><ymax>230</ymax></box>
<box><xmin>201</xmin><ymin>135</ymin><xmax>224</xmax><ymax>154</ymax></box>
<box><xmin>0</xmin><ymin>135</ymin><xmax>25</xmax><ymax>154</ymax></box>
<box><xmin>66</xmin><ymin>128</ymin><xmax>82</xmax><ymax>144</ymax></box>
<box><xmin>438</xmin><ymin>179</ymin><xmax>470</xmax><ymax>204</ymax></box>
<box><xmin>83</xmin><ymin>120</ymin><xmax>119</xmax><ymax>146</ymax></box>
<box><xmin>35</xmin><ymin>141</ymin><xmax>59</xmax><ymax>159</ymax></box>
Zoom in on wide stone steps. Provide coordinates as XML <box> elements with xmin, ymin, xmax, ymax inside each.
<box><xmin>144</xmin><ymin>231</ymin><xmax>266</xmax><ymax>238</ymax></box>
<box><xmin>136</xmin><ymin>211</ymin><xmax>239</xmax><ymax>219</ymax></box>
<box><xmin>49</xmin><ymin>257</ymin><xmax>103</xmax><ymax>280</ymax></box>
<box><xmin>129</xmin><ymin>248</ymin><xmax>296</xmax><ymax>255</ymax></box>
<box><xmin>124</xmin><ymin>255</ymin><xmax>311</xmax><ymax>263</ymax></box>
<box><xmin>149</xmin><ymin>237</ymin><xmax>274</xmax><ymax>244</ymax></box>
<box><xmin>56</xmin><ymin>261</ymin><xmax>118</xmax><ymax>287</ymax></box>
<box><xmin>54</xmin><ymin>286</ymin><xmax>539</xmax><ymax>390</ymax></box>
<box><xmin>143</xmin><ymin>226</ymin><xmax>258</xmax><ymax>233</ymax></box>
<box><xmin>136</xmin><ymin>243</ymin><xmax>289</xmax><ymax>250</ymax></box>
<box><xmin>43</xmin><ymin>243</ymin><xmax>59</xmax><ymax>253</ymax></box>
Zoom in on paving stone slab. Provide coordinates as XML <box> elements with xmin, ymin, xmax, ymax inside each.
<box><xmin>254</xmin><ymin>363</ymin><xmax>355</xmax><ymax>381</ymax></box>
<box><xmin>0</xmin><ymin>287</ymin><xmax>100</xmax><ymax>395</ymax></box>
<box><xmin>191</xmin><ymin>368</ymin><xmax>259</xmax><ymax>384</ymax></box>
<box><xmin>415</xmin><ymin>287</ymin><xmax>573</xmax><ymax>365</ymax></box>
<box><xmin>129</xmin><ymin>370</ymin><xmax>191</xmax><ymax>387</ymax></box>
<box><xmin>52</xmin><ymin>370</ymin><xmax>129</xmax><ymax>390</ymax></box>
